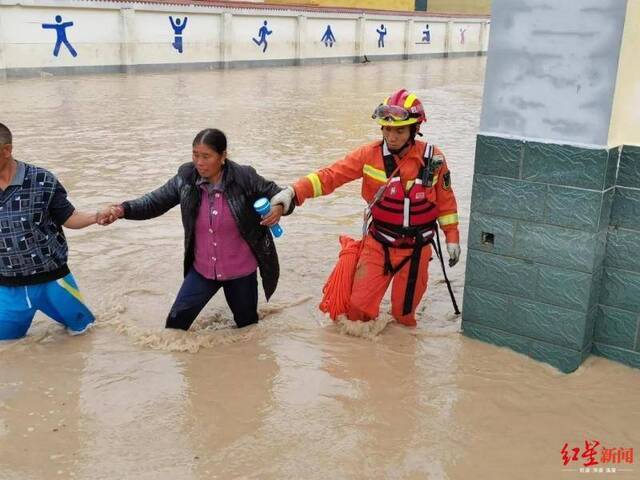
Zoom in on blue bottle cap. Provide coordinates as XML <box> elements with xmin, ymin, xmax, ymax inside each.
<box><xmin>253</xmin><ymin>198</ymin><xmax>269</xmax><ymax>210</ymax></box>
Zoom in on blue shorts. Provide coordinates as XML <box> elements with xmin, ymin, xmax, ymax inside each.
<box><xmin>0</xmin><ymin>273</ymin><xmax>95</xmax><ymax>340</ymax></box>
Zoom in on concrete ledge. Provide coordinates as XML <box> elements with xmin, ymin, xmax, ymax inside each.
<box><xmin>3</xmin><ymin>65</ymin><xmax>126</xmax><ymax>78</ymax></box>
<box><xmin>0</xmin><ymin>50</ymin><xmax>485</xmax><ymax>78</ymax></box>
<box><xmin>444</xmin><ymin>50</ymin><xmax>485</xmax><ymax>58</ymax></box>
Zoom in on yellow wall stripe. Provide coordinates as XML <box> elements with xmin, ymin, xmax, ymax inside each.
<box><xmin>363</xmin><ymin>164</ymin><xmax>387</xmax><ymax>183</ymax></box>
<box><xmin>438</xmin><ymin>213</ymin><xmax>459</xmax><ymax>226</ymax></box>
<box><xmin>306</xmin><ymin>173</ymin><xmax>323</xmax><ymax>197</ymax></box>
<box><xmin>57</xmin><ymin>278</ymin><xmax>85</xmax><ymax>304</ymax></box>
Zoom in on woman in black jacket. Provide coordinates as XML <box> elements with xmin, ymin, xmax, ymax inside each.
<box><xmin>107</xmin><ymin>128</ymin><xmax>294</xmax><ymax>330</ymax></box>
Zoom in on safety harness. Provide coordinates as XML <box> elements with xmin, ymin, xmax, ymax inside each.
<box><xmin>364</xmin><ymin>142</ymin><xmax>460</xmax><ymax>316</ymax></box>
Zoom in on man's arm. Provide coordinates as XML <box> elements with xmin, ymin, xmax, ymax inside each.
<box><xmin>46</xmin><ymin>179</ymin><xmax>104</xmax><ymax>230</ymax></box>
<box><xmin>64</xmin><ymin>210</ymin><xmax>98</xmax><ymax>229</ymax></box>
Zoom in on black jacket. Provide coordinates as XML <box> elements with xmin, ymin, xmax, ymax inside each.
<box><xmin>122</xmin><ymin>160</ymin><xmax>292</xmax><ymax>300</ymax></box>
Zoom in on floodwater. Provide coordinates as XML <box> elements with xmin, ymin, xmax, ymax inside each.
<box><xmin>1</xmin><ymin>58</ymin><xmax>639</xmax><ymax>480</ymax></box>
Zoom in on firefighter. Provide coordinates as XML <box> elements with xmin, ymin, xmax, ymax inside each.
<box><xmin>271</xmin><ymin>89</ymin><xmax>460</xmax><ymax>326</ymax></box>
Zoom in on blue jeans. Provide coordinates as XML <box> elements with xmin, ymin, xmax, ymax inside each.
<box><xmin>0</xmin><ymin>273</ymin><xmax>95</xmax><ymax>340</ymax></box>
<box><xmin>166</xmin><ymin>267</ymin><xmax>259</xmax><ymax>330</ymax></box>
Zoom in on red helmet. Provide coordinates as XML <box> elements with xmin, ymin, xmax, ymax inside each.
<box><xmin>372</xmin><ymin>89</ymin><xmax>427</xmax><ymax>127</ymax></box>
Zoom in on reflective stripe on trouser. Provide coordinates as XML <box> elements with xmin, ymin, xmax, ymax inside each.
<box><xmin>347</xmin><ymin>235</ymin><xmax>431</xmax><ymax>327</ymax></box>
<box><xmin>0</xmin><ymin>273</ymin><xmax>95</xmax><ymax>340</ymax></box>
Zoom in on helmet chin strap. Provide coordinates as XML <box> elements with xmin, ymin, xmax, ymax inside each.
<box><xmin>387</xmin><ymin>138</ymin><xmax>413</xmax><ymax>155</ymax></box>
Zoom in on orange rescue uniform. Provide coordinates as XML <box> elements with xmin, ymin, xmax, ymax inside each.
<box><xmin>293</xmin><ymin>140</ymin><xmax>459</xmax><ymax>326</ymax></box>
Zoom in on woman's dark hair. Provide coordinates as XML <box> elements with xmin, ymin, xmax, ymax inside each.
<box><xmin>193</xmin><ymin>128</ymin><xmax>226</xmax><ymax>154</ymax></box>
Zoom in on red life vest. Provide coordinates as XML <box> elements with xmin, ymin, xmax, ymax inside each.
<box><xmin>370</xmin><ymin>143</ymin><xmax>439</xmax><ymax>247</ymax></box>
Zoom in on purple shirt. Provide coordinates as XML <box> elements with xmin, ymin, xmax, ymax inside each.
<box><xmin>193</xmin><ymin>181</ymin><xmax>257</xmax><ymax>281</ymax></box>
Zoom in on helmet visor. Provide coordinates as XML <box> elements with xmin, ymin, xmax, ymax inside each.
<box><xmin>372</xmin><ymin>104</ymin><xmax>410</xmax><ymax>122</ymax></box>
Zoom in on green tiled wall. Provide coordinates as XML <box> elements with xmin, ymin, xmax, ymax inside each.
<box><xmin>522</xmin><ymin>142</ymin><xmax>610</xmax><ymax>190</ymax></box>
<box><xmin>595</xmin><ymin>144</ymin><xmax>640</xmax><ymax>368</ymax></box>
<box><xmin>463</xmin><ymin>284</ymin><xmax>590</xmax><ymax>350</ymax></box>
<box><xmin>472</xmin><ymin>177</ymin><xmax>612</xmax><ymax>234</ymax></box>
<box><xmin>610</xmin><ymin>187</ymin><xmax>640</xmax><ymax>231</ymax></box>
<box><xmin>474</xmin><ymin>135</ymin><xmax>523</xmax><ymax>179</ymax></box>
<box><xmin>592</xmin><ymin>343</ymin><xmax>640</xmax><ymax>369</ymax></box>
<box><xmin>616</xmin><ymin>145</ymin><xmax>640</xmax><ymax>189</ymax></box>
<box><xmin>462</xmin><ymin>135</ymin><xmax>639</xmax><ymax>372</ymax></box>
<box><xmin>466</xmin><ymin>251</ymin><xmax>593</xmax><ymax>313</ymax></box>
<box><xmin>463</xmin><ymin>321</ymin><xmax>591</xmax><ymax>373</ymax></box>
<box><xmin>594</xmin><ymin>305</ymin><xmax>638</xmax><ymax>350</ymax></box>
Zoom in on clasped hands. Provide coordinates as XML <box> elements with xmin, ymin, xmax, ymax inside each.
<box><xmin>95</xmin><ymin>204</ymin><xmax>124</xmax><ymax>226</ymax></box>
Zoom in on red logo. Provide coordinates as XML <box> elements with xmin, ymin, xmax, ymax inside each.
<box><xmin>561</xmin><ymin>441</ymin><xmax>634</xmax><ymax>474</ymax></box>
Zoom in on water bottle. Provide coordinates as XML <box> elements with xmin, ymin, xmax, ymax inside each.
<box><xmin>253</xmin><ymin>198</ymin><xmax>283</xmax><ymax>238</ymax></box>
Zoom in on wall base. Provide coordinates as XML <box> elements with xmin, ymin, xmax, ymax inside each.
<box><xmin>463</xmin><ymin>321</ymin><xmax>592</xmax><ymax>373</ymax></box>
<box><xmin>0</xmin><ymin>51</ymin><xmax>485</xmax><ymax>79</ymax></box>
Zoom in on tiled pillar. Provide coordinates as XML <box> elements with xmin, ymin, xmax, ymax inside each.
<box><xmin>464</xmin><ymin>137</ymin><xmax>618</xmax><ymax>372</ymax></box>
<box><xmin>462</xmin><ymin>0</ymin><xmax>632</xmax><ymax>372</ymax></box>
<box><xmin>594</xmin><ymin>0</ymin><xmax>640</xmax><ymax>369</ymax></box>
<box><xmin>596</xmin><ymin>145</ymin><xmax>640</xmax><ymax>368</ymax></box>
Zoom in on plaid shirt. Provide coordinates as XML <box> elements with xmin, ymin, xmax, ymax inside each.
<box><xmin>0</xmin><ymin>161</ymin><xmax>75</xmax><ymax>285</ymax></box>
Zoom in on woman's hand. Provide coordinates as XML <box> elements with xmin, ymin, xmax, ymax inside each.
<box><xmin>97</xmin><ymin>204</ymin><xmax>124</xmax><ymax>226</ymax></box>
<box><xmin>260</xmin><ymin>204</ymin><xmax>283</xmax><ymax>227</ymax></box>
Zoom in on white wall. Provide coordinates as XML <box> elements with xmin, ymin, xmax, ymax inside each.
<box><xmin>232</xmin><ymin>15</ymin><xmax>297</xmax><ymax>61</ymax></box>
<box><xmin>306</xmin><ymin>17</ymin><xmax>357</xmax><ymax>59</ymax></box>
<box><xmin>412</xmin><ymin>21</ymin><xmax>447</xmax><ymax>55</ymax></box>
<box><xmin>451</xmin><ymin>22</ymin><xmax>481</xmax><ymax>53</ymax></box>
<box><xmin>364</xmin><ymin>19</ymin><xmax>405</xmax><ymax>56</ymax></box>
<box><xmin>0</xmin><ymin>0</ymin><xmax>488</xmax><ymax>77</ymax></box>
<box><xmin>3</xmin><ymin>5</ymin><xmax>122</xmax><ymax>68</ymax></box>
<box><xmin>134</xmin><ymin>11</ymin><xmax>222</xmax><ymax>65</ymax></box>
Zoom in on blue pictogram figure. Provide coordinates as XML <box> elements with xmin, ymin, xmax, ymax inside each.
<box><xmin>252</xmin><ymin>20</ymin><xmax>273</xmax><ymax>53</ymax></box>
<box><xmin>321</xmin><ymin>25</ymin><xmax>336</xmax><ymax>47</ymax></box>
<box><xmin>376</xmin><ymin>24</ymin><xmax>387</xmax><ymax>48</ymax></box>
<box><xmin>41</xmin><ymin>15</ymin><xmax>77</xmax><ymax>57</ymax></box>
<box><xmin>422</xmin><ymin>24</ymin><xmax>431</xmax><ymax>43</ymax></box>
<box><xmin>170</xmin><ymin>16</ymin><xmax>188</xmax><ymax>53</ymax></box>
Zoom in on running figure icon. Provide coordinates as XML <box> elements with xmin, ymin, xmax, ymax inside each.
<box><xmin>252</xmin><ymin>20</ymin><xmax>273</xmax><ymax>53</ymax></box>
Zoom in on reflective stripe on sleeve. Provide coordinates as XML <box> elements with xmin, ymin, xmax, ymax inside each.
<box><xmin>438</xmin><ymin>213</ymin><xmax>459</xmax><ymax>226</ymax></box>
<box><xmin>306</xmin><ymin>173</ymin><xmax>323</xmax><ymax>198</ymax></box>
